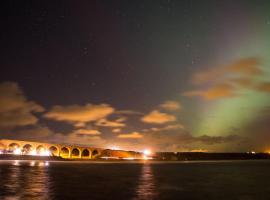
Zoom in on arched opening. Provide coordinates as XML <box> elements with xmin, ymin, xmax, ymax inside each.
<box><xmin>36</xmin><ymin>145</ymin><xmax>45</xmax><ymax>154</ymax></box>
<box><xmin>81</xmin><ymin>149</ymin><xmax>90</xmax><ymax>158</ymax></box>
<box><xmin>92</xmin><ymin>149</ymin><xmax>99</xmax><ymax>158</ymax></box>
<box><xmin>49</xmin><ymin>146</ymin><xmax>58</xmax><ymax>156</ymax></box>
<box><xmin>60</xmin><ymin>147</ymin><xmax>70</xmax><ymax>158</ymax></box>
<box><xmin>22</xmin><ymin>144</ymin><xmax>33</xmax><ymax>155</ymax></box>
<box><xmin>71</xmin><ymin>148</ymin><xmax>80</xmax><ymax>158</ymax></box>
<box><xmin>8</xmin><ymin>143</ymin><xmax>20</xmax><ymax>151</ymax></box>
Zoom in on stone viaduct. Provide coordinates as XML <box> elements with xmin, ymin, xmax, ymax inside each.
<box><xmin>0</xmin><ymin>139</ymin><xmax>104</xmax><ymax>159</ymax></box>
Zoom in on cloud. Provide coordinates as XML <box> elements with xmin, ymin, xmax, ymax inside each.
<box><xmin>183</xmin><ymin>83</ymin><xmax>236</xmax><ymax>100</ymax></box>
<box><xmin>112</xmin><ymin>128</ymin><xmax>121</xmax><ymax>133</ymax></box>
<box><xmin>44</xmin><ymin>103</ymin><xmax>114</xmax><ymax>126</ymax></box>
<box><xmin>96</xmin><ymin>118</ymin><xmax>126</xmax><ymax>127</ymax></box>
<box><xmin>74</xmin><ymin>122</ymin><xmax>87</xmax><ymax>128</ymax></box>
<box><xmin>183</xmin><ymin>57</ymin><xmax>266</xmax><ymax>100</ymax></box>
<box><xmin>115</xmin><ymin>117</ymin><xmax>127</xmax><ymax>122</ymax></box>
<box><xmin>0</xmin><ymin>82</ymin><xmax>44</xmax><ymax>128</ymax></box>
<box><xmin>117</xmin><ymin>132</ymin><xmax>143</xmax><ymax>139</ymax></box>
<box><xmin>141</xmin><ymin>110</ymin><xmax>176</xmax><ymax>124</ymax></box>
<box><xmin>191</xmin><ymin>57</ymin><xmax>261</xmax><ymax>85</ymax></box>
<box><xmin>72</xmin><ymin>129</ymin><xmax>101</xmax><ymax>135</ymax></box>
<box><xmin>143</xmin><ymin>124</ymin><xmax>184</xmax><ymax>132</ymax></box>
<box><xmin>228</xmin><ymin>57</ymin><xmax>261</xmax><ymax>76</ymax></box>
<box><xmin>191</xmin><ymin>66</ymin><xmax>227</xmax><ymax>85</ymax></box>
<box><xmin>256</xmin><ymin>82</ymin><xmax>270</xmax><ymax>92</ymax></box>
<box><xmin>159</xmin><ymin>101</ymin><xmax>181</xmax><ymax>111</ymax></box>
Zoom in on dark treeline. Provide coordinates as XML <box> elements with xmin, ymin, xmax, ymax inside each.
<box><xmin>154</xmin><ymin>152</ymin><xmax>270</xmax><ymax>161</ymax></box>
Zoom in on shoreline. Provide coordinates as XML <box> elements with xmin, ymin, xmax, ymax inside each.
<box><xmin>1</xmin><ymin>153</ymin><xmax>270</xmax><ymax>162</ymax></box>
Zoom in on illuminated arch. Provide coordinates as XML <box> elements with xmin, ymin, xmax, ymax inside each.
<box><xmin>81</xmin><ymin>149</ymin><xmax>90</xmax><ymax>158</ymax></box>
<box><xmin>22</xmin><ymin>144</ymin><xmax>33</xmax><ymax>154</ymax></box>
<box><xmin>36</xmin><ymin>145</ymin><xmax>46</xmax><ymax>153</ymax></box>
<box><xmin>8</xmin><ymin>143</ymin><xmax>20</xmax><ymax>151</ymax></box>
<box><xmin>49</xmin><ymin>146</ymin><xmax>59</xmax><ymax>156</ymax></box>
<box><xmin>71</xmin><ymin>148</ymin><xmax>80</xmax><ymax>158</ymax></box>
<box><xmin>92</xmin><ymin>149</ymin><xmax>99</xmax><ymax>158</ymax></box>
<box><xmin>60</xmin><ymin>147</ymin><xmax>70</xmax><ymax>158</ymax></box>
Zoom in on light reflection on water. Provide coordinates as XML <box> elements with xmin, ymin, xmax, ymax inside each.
<box><xmin>1</xmin><ymin>160</ymin><xmax>270</xmax><ymax>199</ymax></box>
<box><xmin>135</xmin><ymin>163</ymin><xmax>157</xmax><ymax>200</ymax></box>
<box><xmin>0</xmin><ymin>161</ymin><xmax>50</xmax><ymax>200</ymax></box>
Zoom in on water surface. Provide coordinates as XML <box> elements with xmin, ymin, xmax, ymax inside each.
<box><xmin>1</xmin><ymin>160</ymin><xmax>270</xmax><ymax>200</ymax></box>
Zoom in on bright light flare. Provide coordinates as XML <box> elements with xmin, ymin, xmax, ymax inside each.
<box><xmin>143</xmin><ymin>149</ymin><xmax>151</xmax><ymax>156</ymax></box>
<box><xmin>29</xmin><ymin>150</ymin><xmax>37</xmax><ymax>156</ymax></box>
<box><xmin>142</xmin><ymin>149</ymin><xmax>153</xmax><ymax>160</ymax></box>
<box><xmin>110</xmin><ymin>146</ymin><xmax>120</xmax><ymax>150</ymax></box>
<box><xmin>38</xmin><ymin>149</ymin><xmax>50</xmax><ymax>156</ymax></box>
<box><xmin>14</xmin><ymin>148</ymin><xmax>21</xmax><ymax>155</ymax></box>
<box><xmin>123</xmin><ymin>157</ymin><xmax>135</xmax><ymax>160</ymax></box>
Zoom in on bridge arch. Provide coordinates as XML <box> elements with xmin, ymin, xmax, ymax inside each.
<box><xmin>92</xmin><ymin>149</ymin><xmax>99</xmax><ymax>158</ymax></box>
<box><xmin>60</xmin><ymin>147</ymin><xmax>70</xmax><ymax>158</ymax></box>
<box><xmin>49</xmin><ymin>146</ymin><xmax>59</xmax><ymax>156</ymax></box>
<box><xmin>8</xmin><ymin>143</ymin><xmax>20</xmax><ymax>151</ymax></box>
<box><xmin>22</xmin><ymin>144</ymin><xmax>33</xmax><ymax>154</ymax></box>
<box><xmin>71</xmin><ymin>148</ymin><xmax>81</xmax><ymax>158</ymax></box>
<box><xmin>36</xmin><ymin>145</ymin><xmax>45</xmax><ymax>153</ymax></box>
<box><xmin>81</xmin><ymin>149</ymin><xmax>90</xmax><ymax>158</ymax></box>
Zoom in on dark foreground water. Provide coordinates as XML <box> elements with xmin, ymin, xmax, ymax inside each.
<box><xmin>1</xmin><ymin>160</ymin><xmax>270</xmax><ymax>200</ymax></box>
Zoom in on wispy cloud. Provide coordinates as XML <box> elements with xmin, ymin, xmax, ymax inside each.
<box><xmin>117</xmin><ymin>132</ymin><xmax>143</xmax><ymax>139</ymax></box>
<box><xmin>183</xmin><ymin>83</ymin><xmax>235</xmax><ymax>100</ymax></box>
<box><xmin>191</xmin><ymin>57</ymin><xmax>261</xmax><ymax>85</ymax></box>
<box><xmin>159</xmin><ymin>100</ymin><xmax>181</xmax><ymax>111</ymax></box>
<box><xmin>141</xmin><ymin>110</ymin><xmax>176</xmax><ymax>124</ymax></box>
<box><xmin>183</xmin><ymin>57</ymin><xmax>269</xmax><ymax>100</ymax></box>
<box><xmin>96</xmin><ymin>118</ymin><xmax>126</xmax><ymax>127</ymax></box>
<box><xmin>72</xmin><ymin>129</ymin><xmax>101</xmax><ymax>135</ymax></box>
<box><xmin>112</xmin><ymin>128</ymin><xmax>121</xmax><ymax>133</ymax></box>
<box><xmin>44</xmin><ymin>103</ymin><xmax>114</xmax><ymax>126</ymax></box>
<box><xmin>256</xmin><ymin>82</ymin><xmax>270</xmax><ymax>92</ymax></box>
<box><xmin>143</xmin><ymin>124</ymin><xmax>184</xmax><ymax>132</ymax></box>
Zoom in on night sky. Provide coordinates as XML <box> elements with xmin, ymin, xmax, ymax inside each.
<box><xmin>1</xmin><ymin>1</ymin><xmax>270</xmax><ymax>152</ymax></box>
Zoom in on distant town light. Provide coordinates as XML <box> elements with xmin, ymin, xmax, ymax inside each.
<box><xmin>110</xmin><ymin>146</ymin><xmax>120</xmax><ymax>150</ymax></box>
<box><xmin>143</xmin><ymin>149</ymin><xmax>151</xmax><ymax>156</ymax></box>
<box><xmin>123</xmin><ymin>157</ymin><xmax>135</xmax><ymax>160</ymax></box>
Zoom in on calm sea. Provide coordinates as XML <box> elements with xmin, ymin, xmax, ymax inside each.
<box><xmin>0</xmin><ymin>160</ymin><xmax>270</xmax><ymax>200</ymax></box>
